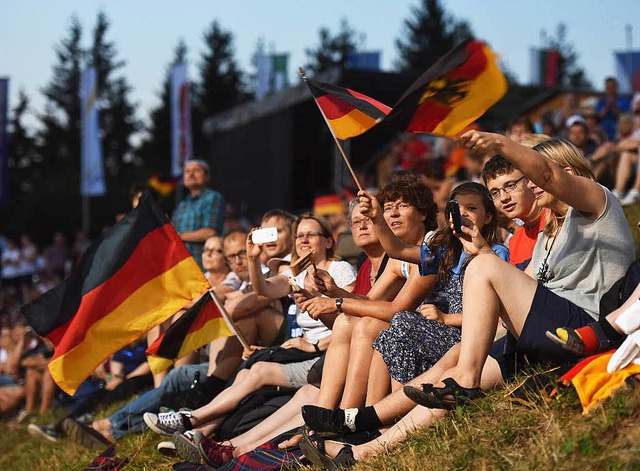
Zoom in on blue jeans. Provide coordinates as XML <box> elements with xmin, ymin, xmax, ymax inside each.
<box><xmin>0</xmin><ymin>374</ymin><xmax>15</xmax><ymax>387</ymax></box>
<box><xmin>109</xmin><ymin>363</ymin><xmax>208</xmax><ymax>439</ymax></box>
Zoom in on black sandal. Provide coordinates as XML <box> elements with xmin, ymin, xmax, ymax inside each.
<box><xmin>299</xmin><ymin>426</ymin><xmax>356</xmax><ymax>470</ymax></box>
<box><xmin>404</xmin><ymin>377</ymin><xmax>484</xmax><ymax>410</ymax></box>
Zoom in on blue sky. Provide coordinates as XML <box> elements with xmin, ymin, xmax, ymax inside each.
<box><xmin>2</xmin><ymin>0</ymin><xmax>639</xmax><ymax>130</ymax></box>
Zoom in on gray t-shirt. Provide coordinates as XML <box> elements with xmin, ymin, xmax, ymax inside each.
<box><xmin>530</xmin><ymin>187</ymin><xmax>635</xmax><ymax>320</ymax></box>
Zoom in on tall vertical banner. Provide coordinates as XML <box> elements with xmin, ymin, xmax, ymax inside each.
<box><xmin>0</xmin><ymin>78</ymin><xmax>8</xmax><ymax>206</ymax></box>
<box><xmin>615</xmin><ymin>51</ymin><xmax>640</xmax><ymax>93</ymax></box>
<box><xmin>171</xmin><ymin>63</ymin><xmax>192</xmax><ymax>178</ymax></box>
<box><xmin>529</xmin><ymin>48</ymin><xmax>561</xmax><ymax>87</ymax></box>
<box><xmin>80</xmin><ymin>67</ymin><xmax>106</xmax><ymax>197</ymax></box>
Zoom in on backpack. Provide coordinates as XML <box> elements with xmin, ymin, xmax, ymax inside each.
<box><xmin>599</xmin><ymin>259</ymin><xmax>640</xmax><ymax>319</ymax></box>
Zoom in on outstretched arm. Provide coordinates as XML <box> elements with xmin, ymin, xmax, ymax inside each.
<box><xmin>460</xmin><ymin>131</ymin><xmax>606</xmax><ymax>218</ymax></box>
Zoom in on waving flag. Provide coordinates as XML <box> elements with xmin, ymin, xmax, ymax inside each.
<box><xmin>385</xmin><ymin>40</ymin><xmax>507</xmax><ymax>137</ymax></box>
<box><xmin>21</xmin><ymin>192</ymin><xmax>209</xmax><ymax>394</ymax></box>
<box><xmin>146</xmin><ymin>291</ymin><xmax>234</xmax><ymax>374</ymax></box>
<box><xmin>304</xmin><ymin>77</ymin><xmax>391</xmax><ymax>140</ymax></box>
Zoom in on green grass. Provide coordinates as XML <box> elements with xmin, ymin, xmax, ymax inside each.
<box><xmin>2</xmin><ymin>374</ymin><xmax>640</xmax><ymax>470</ymax></box>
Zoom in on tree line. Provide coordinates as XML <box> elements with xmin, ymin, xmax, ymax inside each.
<box><xmin>2</xmin><ymin>0</ymin><xmax>589</xmax><ymax>242</ymax></box>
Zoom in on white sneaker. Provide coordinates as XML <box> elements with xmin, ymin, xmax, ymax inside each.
<box><xmin>612</xmin><ymin>189</ymin><xmax>623</xmax><ymax>200</ymax></box>
<box><xmin>621</xmin><ymin>190</ymin><xmax>640</xmax><ymax>206</ymax></box>
<box><xmin>157</xmin><ymin>440</ymin><xmax>177</xmax><ymax>455</ymax></box>
<box><xmin>15</xmin><ymin>409</ymin><xmax>30</xmax><ymax>424</ymax></box>
<box><xmin>173</xmin><ymin>430</ymin><xmax>203</xmax><ymax>464</ymax></box>
<box><xmin>143</xmin><ymin>410</ymin><xmax>192</xmax><ymax>436</ymax></box>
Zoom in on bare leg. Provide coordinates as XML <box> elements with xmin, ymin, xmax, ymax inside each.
<box><xmin>315</xmin><ymin>314</ymin><xmax>357</xmax><ymax>408</ymax></box>
<box><xmin>435</xmin><ymin>254</ymin><xmax>538</xmax><ymax>389</ymax></box>
<box><xmin>23</xmin><ymin>368</ymin><xmax>40</xmax><ymax>413</ymax></box>
<box><xmin>365</xmin><ymin>351</ymin><xmax>391</xmax><ymax>406</ymax></box>
<box><xmin>614</xmin><ymin>150</ymin><xmax>636</xmax><ymax>194</ymax></box>
<box><xmin>320</xmin><ymin>357</ymin><xmax>503</xmax><ymax>462</ymax></box>
<box><xmin>175</xmin><ymin>350</ymin><xmax>199</xmax><ymax>369</ymax></box>
<box><xmin>190</xmin><ymin>362</ymin><xmax>291</xmax><ymax>427</ymax></box>
<box><xmin>0</xmin><ymin>386</ymin><xmax>24</xmax><ymax>413</ymax></box>
<box><xmin>39</xmin><ymin>370</ymin><xmax>56</xmax><ymax>415</ymax></box>
<box><xmin>255</xmin><ymin>307</ymin><xmax>285</xmax><ymax>346</ymax></box>
<box><xmin>207</xmin><ymin>336</ymin><xmax>244</xmax><ymax>379</ymax></box>
<box><xmin>229</xmin><ymin>385</ymin><xmax>319</xmax><ymax>454</ymax></box>
<box><xmin>340</xmin><ymin>317</ymin><xmax>389</xmax><ymax>408</ymax></box>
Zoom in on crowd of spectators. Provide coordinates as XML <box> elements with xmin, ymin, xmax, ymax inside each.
<box><xmin>0</xmin><ymin>78</ymin><xmax>639</xmax><ymax>470</ymax></box>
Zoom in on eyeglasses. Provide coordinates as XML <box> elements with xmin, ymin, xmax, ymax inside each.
<box><xmin>488</xmin><ymin>176</ymin><xmax>527</xmax><ymax>200</ymax></box>
<box><xmin>225</xmin><ymin>249</ymin><xmax>247</xmax><ymax>264</ymax></box>
<box><xmin>203</xmin><ymin>248</ymin><xmax>223</xmax><ymax>256</ymax></box>
<box><xmin>294</xmin><ymin>232</ymin><xmax>328</xmax><ymax>240</ymax></box>
<box><xmin>349</xmin><ymin>217</ymin><xmax>372</xmax><ymax>228</ymax></box>
<box><xmin>383</xmin><ymin>202</ymin><xmax>412</xmax><ymax>212</ymax></box>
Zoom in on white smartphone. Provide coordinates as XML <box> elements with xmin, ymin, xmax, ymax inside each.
<box><xmin>251</xmin><ymin>227</ymin><xmax>278</xmax><ymax>244</ymax></box>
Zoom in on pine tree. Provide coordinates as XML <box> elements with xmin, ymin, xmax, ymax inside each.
<box><xmin>137</xmin><ymin>40</ymin><xmax>188</xmax><ymax>176</ymax></box>
<box><xmin>304</xmin><ymin>19</ymin><xmax>362</xmax><ymax>74</ymax></box>
<box><xmin>39</xmin><ymin>15</ymin><xmax>84</xmax><ymax>171</ymax></box>
<box><xmin>88</xmin><ymin>11</ymin><xmax>140</xmax><ymax>181</ymax></box>
<box><xmin>395</xmin><ymin>0</ymin><xmax>473</xmax><ymax>74</ymax></box>
<box><xmin>193</xmin><ymin>20</ymin><xmax>249</xmax><ymax>156</ymax></box>
<box><xmin>548</xmin><ymin>23</ymin><xmax>591</xmax><ymax>89</ymax></box>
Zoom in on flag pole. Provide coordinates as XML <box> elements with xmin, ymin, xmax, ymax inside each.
<box><xmin>299</xmin><ymin>68</ymin><xmax>364</xmax><ymax>193</ymax></box>
<box><xmin>208</xmin><ymin>289</ymin><xmax>251</xmax><ymax>351</ymax></box>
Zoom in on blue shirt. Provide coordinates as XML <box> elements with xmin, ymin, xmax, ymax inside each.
<box><xmin>418</xmin><ymin>242</ymin><xmax>510</xmax><ymax>314</ymax></box>
<box><xmin>172</xmin><ymin>188</ymin><xmax>225</xmax><ymax>268</ymax></box>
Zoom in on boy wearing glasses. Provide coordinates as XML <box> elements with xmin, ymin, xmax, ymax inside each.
<box><xmin>482</xmin><ymin>154</ymin><xmax>548</xmax><ymax>270</ymax></box>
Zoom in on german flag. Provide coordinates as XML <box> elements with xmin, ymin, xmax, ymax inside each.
<box><xmin>145</xmin><ymin>291</ymin><xmax>233</xmax><ymax>375</ymax></box>
<box><xmin>305</xmin><ymin>78</ymin><xmax>391</xmax><ymax>140</ymax></box>
<box><xmin>385</xmin><ymin>40</ymin><xmax>507</xmax><ymax>137</ymax></box>
<box><xmin>21</xmin><ymin>192</ymin><xmax>210</xmax><ymax>394</ymax></box>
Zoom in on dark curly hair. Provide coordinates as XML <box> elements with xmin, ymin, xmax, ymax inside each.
<box><xmin>429</xmin><ymin>182</ymin><xmax>499</xmax><ymax>285</ymax></box>
<box><xmin>376</xmin><ymin>172</ymin><xmax>438</xmax><ymax>232</ymax></box>
<box><xmin>481</xmin><ymin>155</ymin><xmax>516</xmax><ymax>184</ymax></box>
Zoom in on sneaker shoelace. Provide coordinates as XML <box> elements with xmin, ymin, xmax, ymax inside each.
<box><xmin>200</xmin><ymin>435</ymin><xmax>234</xmax><ymax>467</ymax></box>
<box><xmin>159</xmin><ymin>411</ymin><xmax>190</xmax><ymax>429</ymax></box>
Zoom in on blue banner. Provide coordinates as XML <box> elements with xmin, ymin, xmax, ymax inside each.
<box><xmin>80</xmin><ymin>67</ymin><xmax>106</xmax><ymax>196</ymax></box>
<box><xmin>346</xmin><ymin>51</ymin><xmax>381</xmax><ymax>71</ymax></box>
<box><xmin>170</xmin><ymin>63</ymin><xmax>193</xmax><ymax>178</ymax></box>
<box><xmin>615</xmin><ymin>51</ymin><xmax>640</xmax><ymax>93</ymax></box>
<box><xmin>0</xmin><ymin>78</ymin><xmax>8</xmax><ymax>206</ymax></box>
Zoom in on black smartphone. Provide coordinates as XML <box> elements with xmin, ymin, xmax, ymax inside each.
<box><xmin>447</xmin><ymin>200</ymin><xmax>463</xmax><ymax>234</ymax></box>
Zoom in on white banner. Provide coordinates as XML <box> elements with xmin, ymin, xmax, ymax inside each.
<box><xmin>171</xmin><ymin>63</ymin><xmax>193</xmax><ymax>178</ymax></box>
<box><xmin>80</xmin><ymin>67</ymin><xmax>106</xmax><ymax>197</ymax></box>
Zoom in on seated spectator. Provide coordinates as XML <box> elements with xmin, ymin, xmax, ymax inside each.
<box><xmin>161</xmin><ymin>201</ymin><xmax>389</xmax><ymax>466</ymax></box>
<box><xmin>612</xmin><ymin>107</ymin><xmax>640</xmax><ymax>205</ymax></box>
<box><xmin>299</xmin><ymin>133</ymin><xmax>636</xmax><ymax>468</ymax></box>
<box><xmin>596</xmin><ymin>77</ymin><xmax>631</xmax><ymax>142</ymax></box>
<box><xmin>142</xmin><ymin>214</ymin><xmax>356</xmax><ymax>437</ymax></box>
<box><xmin>505</xmin><ymin>116</ymin><xmax>535</xmax><ymax>143</ymax></box>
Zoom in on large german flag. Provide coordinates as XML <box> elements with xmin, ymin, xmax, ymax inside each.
<box><xmin>305</xmin><ymin>78</ymin><xmax>391</xmax><ymax>140</ymax></box>
<box><xmin>145</xmin><ymin>291</ymin><xmax>233</xmax><ymax>375</ymax></box>
<box><xmin>385</xmin><ymin>40</ymin><xmax>507</xmax><ymax>137</ymax></box>
<box><xmin>21</xmin><ymin>192</ymin><xmax>210</xmax><ymax>394</ymax></box>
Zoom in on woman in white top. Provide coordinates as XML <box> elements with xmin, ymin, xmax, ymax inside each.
<box><xmin>143</xmin><ymin>214</ymin><xmax>355</xmax><ymax>438</ymax></box>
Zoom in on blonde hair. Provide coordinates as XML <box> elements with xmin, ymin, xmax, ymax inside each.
<box><xmin>291</xmin><ymin>213</ymin><xmax>337</xmax><ymax>263</ymax></box>
<box><xmin>532</xmin><ymin>138</ymin><xmax>595</xmax><ymax>235</ymax></box>
<box><xmin>519</xmin><ymin>133</ymin><xmax>551</xmax><ymax>149</ymax></box>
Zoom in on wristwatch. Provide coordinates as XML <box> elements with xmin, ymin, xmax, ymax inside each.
<box><xmin>310</xmin><ymin>338</ymin><xmax>321</xmax><ymax>353</ymax></box>
<box><xmin>335</xmin><ymin>297</ymin><xmax>344</xmax><ymax>313</ymax></box>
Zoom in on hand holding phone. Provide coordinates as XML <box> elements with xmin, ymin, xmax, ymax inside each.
<box><xmin>251</xmin><ymin>227</ymin><xmax>278</xmax><ymax>245</ymax></box>
<box><xmin>447</xmin><ymin>200</ymin><xmax>463</xmax><ymax>234</ymax></box>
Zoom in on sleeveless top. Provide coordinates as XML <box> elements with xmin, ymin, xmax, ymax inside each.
<box><xmin>529</xmin><ymin>187</ymin><xmax>635</xmax><ymax>319</ymax></box>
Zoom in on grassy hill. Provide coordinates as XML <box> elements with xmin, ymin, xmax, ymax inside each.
<box><xmin>1</xmin><ymin>372</ymin><xmax>639</xmax><ymax>470</ymax></box>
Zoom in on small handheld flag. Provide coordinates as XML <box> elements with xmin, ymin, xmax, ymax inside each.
<box><xmin>301</xmin><ymin>68</ymin><xmax>392</xmax><ymax>191</ymax></box>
